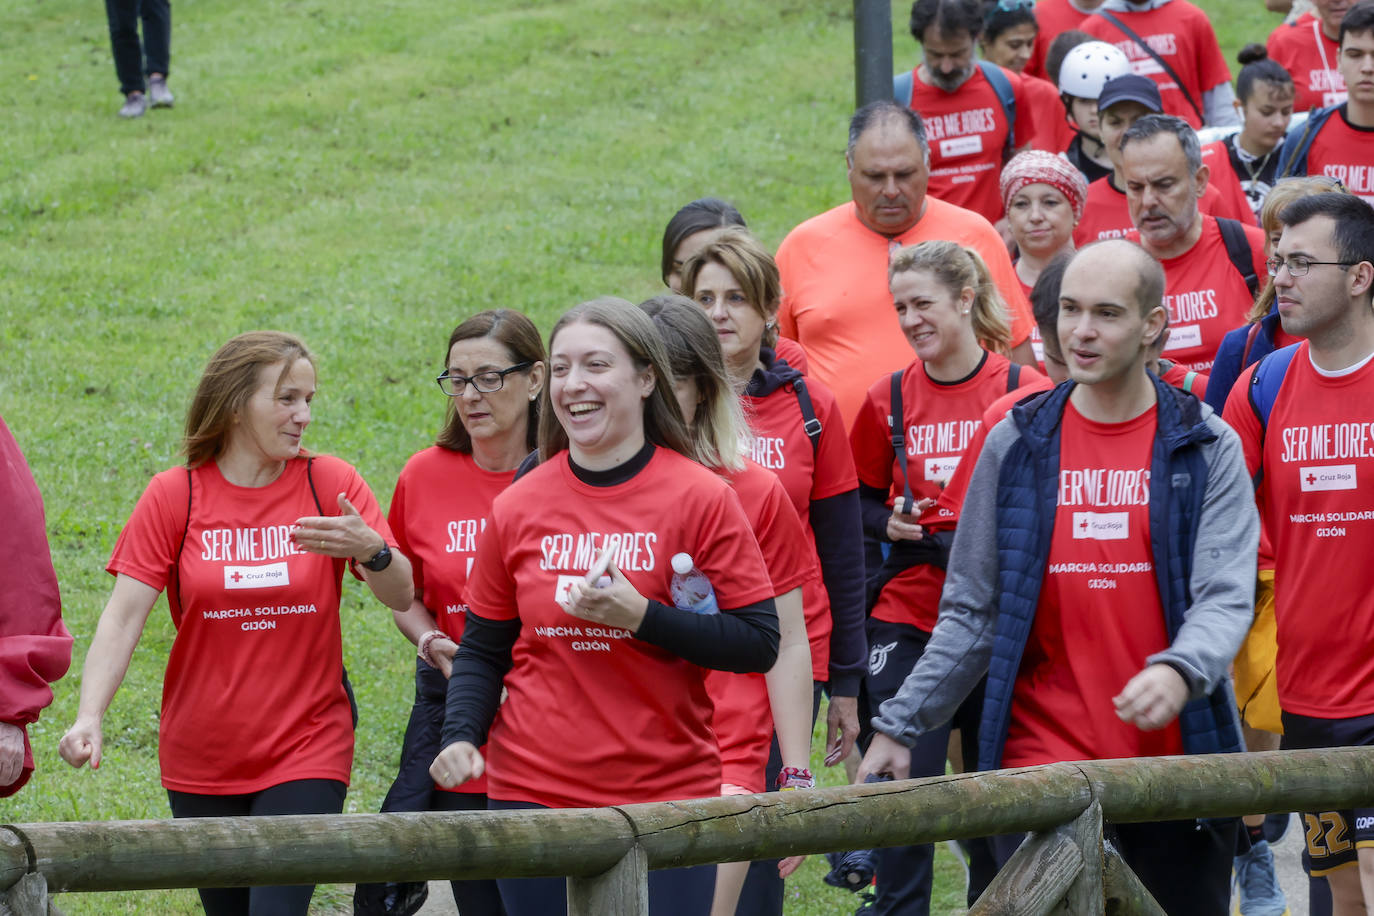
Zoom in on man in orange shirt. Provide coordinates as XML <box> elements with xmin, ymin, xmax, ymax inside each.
<box><xmin>776</xmin><ymin>100</ymin><xmax>1036</xmax><ymax>428</ymax></box>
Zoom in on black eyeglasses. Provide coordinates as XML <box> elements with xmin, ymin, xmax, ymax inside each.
<box><xmin>436</xmin><ymin>362</ymin><xmax>533</xmax><ymax>396</ymax></box>
<box><xmin>1266</xmin><ymin>256</ymin><xmax>1358</xmax><ymax>278</ymax></box>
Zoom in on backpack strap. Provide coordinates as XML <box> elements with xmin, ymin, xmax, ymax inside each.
<box><xmin>1239</xmin><ymin>320</ymin><xmax>1264</xmax><ymax>368</ymax></box>
<box><xmin>1216</xmin><ymin>217</ymin><xmax>1260</xmax><ymax>301</ymax></box>
<box><xmin>1245</xmin><ymin>343</ymin><xmax>1301</xmax><ymax>488</ymax></box>
<box><xmin>1094</xmin><ymin>10</ymin><xmax>1204</xmax><ymax>125</ymax></box>
<box><xmin>791</xmin><ymin>378</ymin><xmax>823</xmax><ymax>455</ymax></box>
<box><xmin>305</xmin><ymin>456</ymin><xmax>324</xmax><ymax>514</ymax></box>
<box><xmin>888</xmin><ymin>370</ymin><xmax>917</xmax><ymax>514</ymax></box>
<box><xmin>1277</xmin><ymin>105</ymin><xmax>1336</xmax><ymax>178</ymax></box>
<box><xmin>1005</xmin><ymin>361</ymin><xmax>1022</xmax><ymax>394</ymax></box>
<box><xmin>170</xmin><ymin>466</ymin><xmax>193</xmax><ymax>618</ymax></box>
<box><xmin>893</xmin><ymin>70</ymin><xmax>915</xmax><ymax>109</ymax></box>
<box><xmin>976</xmin><ymin>60</ymin><xmax>1018</xmax><ymax>157</ymax></box>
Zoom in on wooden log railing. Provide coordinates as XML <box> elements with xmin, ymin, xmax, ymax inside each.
<box><xmin>4</xmin><ymin>748</ymin><xmax>1374</xmax><ymax>915</ymax></box>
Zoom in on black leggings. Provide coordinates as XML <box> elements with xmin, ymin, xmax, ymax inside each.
<box><xmin>167</xmin><ymin>778</ymin><xmax>346</xmax><ymax>916</ymax></box>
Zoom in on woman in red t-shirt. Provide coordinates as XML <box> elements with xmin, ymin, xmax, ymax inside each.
<box><xmin>429</xmin><ymin>298</ymin><xmax>779</xmax><ymax>916</ymax></box>
<box><xmin>848</xmin><ymin>241</ymin><xmax>1046</xmax><ymax>912</ymax></box>
<box><xmin>59</xmin><ymin>331</ymin><xmax>414</xmax><ymax>916</ymax></box>
<box><xmin>1002</xmin><ymin>150</ymin><xmax>1089</xmax><ymax>369</ymax></box>
<box><xmin>640</xmin><ymin>294</ymin><xmax>818</xmax><ymax>915</ymax></box>
<box><xmin>358</xmin><ymin>310</ymin><xmax>545</xmax><ymax>916</ymax></box>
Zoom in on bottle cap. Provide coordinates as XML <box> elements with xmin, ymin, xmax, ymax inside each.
<box><xmin>670</xmin><ymin>552</ymin><xmax>694</xmax><ymax>575</ymax></box>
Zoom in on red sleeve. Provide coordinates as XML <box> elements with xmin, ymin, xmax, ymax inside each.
<box><xmin>689</xmin><ymin>484</ymin><xmax>776</xmax><ymax>610</ymax></box>
<box><xmin>106</xmin><ymin>469</ymin><xmax>187</xmax><ymax>592</ymax></box>
<box><xmin>849</xmin><ymin>384</ymin><xmax>896</xmax><ymax>492</ymax></box>
<box><xmin>465</xmin><ymin>502</ymin><xmax>518</xmax><ymax>622</ymax></box>
<box><xmin>753</xmin><ymin>475</ymin><xmax>818</xmax><ymax>594</ymax></box>
<box><xmin>387</xmin><ymin>464</ymin><xmax>423</xmax><ymax>597</ymax></box>
<box><xmin>1222</xmin><ymin>362</ymin><xmax>1264</xmax><ymax>480</ymax></box>
<box><xmin>807</xmin><ymin>381</ymin><xmax>860</xmax><ymax>501</ymax></box>
<box><xmin>1010</xmin><ymin>70</ymin><xmax>1035</xmax><ymax>150</ymax></box>
<box><xmin>314</xmin><ymin>455</ymin><xmax>396</xmax><ymax>581</ymax></box>
<box><xmin>1189</xmin><ymin>370</ymin><xmax>1210</xmax><ymax>401</ymax></box>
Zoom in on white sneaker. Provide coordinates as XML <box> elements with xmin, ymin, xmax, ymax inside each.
<box><xmin>118</xmin><ymin>92</ymin><xmax>147</xmax><ymax>118</ymax></box>
<box><xmin>148</xmin><ymin>75</ymin><xmax>174</xmax><ymax>108</ymax></box>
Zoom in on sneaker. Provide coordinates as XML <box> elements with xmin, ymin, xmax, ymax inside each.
<box><xmin>118</xmin><ymin>92</ymin><xmax>147</xmax><ymax>119</ymax></box>
<box><xmin>823</xmin><ymin>849</ymin><xmax>877</xmax><ymax>892</ymax></box>
<box><xmin>1233</xmin><ymin>839</ymin><xmax>1290</xmax><ymax>916</ymax></box>
<box><xmin>148</xmin><ymin>75</ymin><xmax>174</xmax><ymax>108</ymax></box>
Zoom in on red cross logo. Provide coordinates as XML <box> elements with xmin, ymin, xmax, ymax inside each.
<box><xmin>230</xmin><ymin>571</ymin><xmax>243</xmax><ymax>583</ymax></box>
<box><xmin>1306</xmin><ymin>473</ymin><xmax>1317</xmax><ymax>486</ymax></box>
<box><xmin>1079</xmin><ymin>518</ymin><xmax>1089</xmax><ymax>533</ymax></box>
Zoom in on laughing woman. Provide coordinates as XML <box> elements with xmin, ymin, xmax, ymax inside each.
<box><xmin>430</xmin><ymin>298</ymin><xmax>779</xmax><ymax>916</ymax></box>
<box><xmin>60</xmin><ymin>331</ymin><xmax>412</xmax><ymax>916</ymax></box>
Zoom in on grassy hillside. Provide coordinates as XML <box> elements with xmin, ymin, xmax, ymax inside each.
<box><xmin>0</xmin><ymin>0</ymin><xmax>1273</xmax><ymax>911</ymax></box>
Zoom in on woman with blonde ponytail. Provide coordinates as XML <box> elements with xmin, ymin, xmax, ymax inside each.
<box><xmin>846</xmin><ymin>240</ymin><xmax>1049</xmax><ymax>913</ymax></box>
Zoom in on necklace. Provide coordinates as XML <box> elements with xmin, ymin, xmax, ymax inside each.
<box><xmin>1233</xmin><ymin>134</ymin><xmax>1275</xmax><ymax>184</ymax></box>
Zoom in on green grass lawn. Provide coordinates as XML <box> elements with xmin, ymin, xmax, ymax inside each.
<box><xmin>2</xmin><ymin>0</ymin><xmax>1273</xmax><ymax>911</ymax></box>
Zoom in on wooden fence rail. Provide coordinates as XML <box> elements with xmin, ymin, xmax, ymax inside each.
<box><xmin>4</xmin><ymin>748</ymin><xmax>1374</xmax><ymax>913</ymax></box>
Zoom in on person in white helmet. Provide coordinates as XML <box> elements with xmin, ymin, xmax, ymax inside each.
<box><xmin>1058</xmin><ymin>39</ymin><xmax>1133</xmax><ymax>182</ymax></box>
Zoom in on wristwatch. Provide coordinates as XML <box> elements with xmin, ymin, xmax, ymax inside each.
<box><xmin>361</xmin><ymin>545</ymin><xmax>393</xmax><ymax>572</ymax></box>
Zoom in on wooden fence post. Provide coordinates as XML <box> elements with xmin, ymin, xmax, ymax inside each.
<box><xmin>1101</xmin><ymin>841</ymin><xmax>1166</xmax><ymax>915</ymax></box>
<box><xmin>566</xmin><ymin>844</ymin><xmax>647</xmax><ymax>916</ymax></box>
<box><xmin>967</xmin><ymin>800</ymin><xmax>1104</xmax><ymax>915</ymax></box>
<box><xmin>0</xmin><ymin>873</ymin><xmax>61</xmax><ymax>916</ymax></box>
<box><xmin>1060</xmin><ymin>802</ymin><xmax>1104</xmax><ymax>914</ymax></box>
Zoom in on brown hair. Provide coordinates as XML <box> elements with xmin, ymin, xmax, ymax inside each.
<box><xmin>680</xmin><ymin>227</ymin><xmax>783</xmax><ymax>349</ymax></box>
<box><xmin>183</xmin><ymin>331</ymin><xmax>314</xmax><ymax>468</ymax></box>
<box><xmin>537</xmin><ymin>297</ymin><xmax>695</xmax><ymax>464</ymax></box>
<box><xmin>435</xmin><ymin>309</ymin><xmax>545</xmax><ymax>453</ymax></box>
<box><xmin>889</xmin><ymin>240</ymin><xmax>1013</xmax><ymax>352</ymax></box>
<box><xmin>1248</xmin><ymin>176</ymin><xmax>1353</xmax><ymax>323</ymax></box>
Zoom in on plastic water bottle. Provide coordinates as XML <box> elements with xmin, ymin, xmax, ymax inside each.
<box><xmin>669</xmin><ymin>553</ymin><xmax>719</xmax><ymax>615</ymax></box>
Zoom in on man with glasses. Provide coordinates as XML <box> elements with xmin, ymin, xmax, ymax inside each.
<box><xmin>1118</xmin><ymin>114</ymin><xmax>1268</xmax><ymax>371</ymax></box>
<box><xmin>895</xmin><ymin>0</ymin><xmax>1033</xmax><ymax>222</ymax></box>
<box><xmin>1224</xmin><ymin>193</ymin><xmax>1374</xmax><ymax>916</ymax></box>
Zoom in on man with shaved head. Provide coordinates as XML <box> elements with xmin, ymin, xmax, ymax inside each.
<box><xmin>859</xmin><ymin>239</ymin><xmax>1258</xmax><ymax>914</ymax></box>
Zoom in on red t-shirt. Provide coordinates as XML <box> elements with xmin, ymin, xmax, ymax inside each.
<box><xmin>1003</xmin><ymin>402</ymin><xmax>1184</xmax><ymax>766</ymax></box>
<box><xmin>906</xmin><ymin>65</ymin><xmax>1035</xmax><ymax>222</ymax></box>
<box><xmin>107</xmin><ymin>455</ymin><xmax>393</xmax><ymax>793</ymax></box>
<box><xmin>1201</xmin><ymin>141</ymin><xmax>1260</xmax><ymax>227</ymax></box>
<box><xmin>1124</xmin><ymin>216</ymin><xmax>1267</xmax><ymax>371</ymax></box>
<box><xmin>466</xmin><ymin>447</ymin><xmax>775</xmax><ymax>808</ymax></box>
<box><xmin>1267</xmin><ymin>13</ymin><xmax>1346</xmax><ymax>112</ymax></box>
<box><xmin>744</xmin><ymin>378</ymin><xmax>858</xmax><ymax>680</ymax></box>
<box><xmin>1027</xmin><ymin>0</ymin><xmax>1090</xmax><ymax>80</ymax></box>
<box><xmin>1223</xmin><ymin>346</ymin><xmax>1374</xmax><ymax>717</ymax></box>
<box><xmin>777</xmin><ymin>199</ymin><xmax>1034</xmax><ymax>427</ymax></box>
<box><xmin>389</xmin><ymin>447</ymin><xmax>514</xmax><ymax>795</ymax></box>
<box><xmin>1024</xmin><ymin>73</ymin><xmax>1077</xmax><ymax>153</ymax></box>
<box><xmin>850</xmin><ymin>353</ymin><xmax>1046</xmax><ymax>631</ymax></box>
<box><xmin>1306</xmin><ymin>106</ymin><xmax>1374</xmax><ymax>206</ymax></box>
<box><xmin>1080</xmin><ymin>1</ymin><xmax>1233</xmax><ymax>129</ymax></box>
<box><xmin>1073</xmin><ymin>175</ymin><xmax>1231</xmax><ymax>246</ymax></box>
<box><xmin>705</xmin><ymin>459</ymin><xmax>818</xmax><ymax>793</ymax></box>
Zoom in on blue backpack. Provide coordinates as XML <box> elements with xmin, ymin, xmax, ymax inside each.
<box><xmin>1277</xmin><ymin>104</ymin><xmax>1340</xmax><ymax>178</ymax></box>
<box><xmin>1244</xmin><ymin>342</ymin><xmax>1301</xmax><ymax>487</ymax></box>
<box><xmin>893</xmin><ymin>61</ymin><xmax>1018</xmax><ymax>158</ymax></box>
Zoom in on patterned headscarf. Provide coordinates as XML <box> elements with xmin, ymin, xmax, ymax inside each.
<box><xmin>1000</xmin><ymin>150</ymin><xmax>1089</xmax><ymax>221</ymax></box>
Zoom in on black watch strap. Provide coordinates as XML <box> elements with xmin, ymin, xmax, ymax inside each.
<box><xmin>361</xmin><ymin>545</ymin><xmax>392</xmax><ymax>572</ymax></box>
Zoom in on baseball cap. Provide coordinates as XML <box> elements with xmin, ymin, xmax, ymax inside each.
<box><xmin>1097</xmin><ymin>74</ymin><xmax>1164</xmax><ymax>113</ymax></box>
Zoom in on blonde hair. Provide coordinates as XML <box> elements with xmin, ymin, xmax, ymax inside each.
<box><xmin>680</xmin><ymin>227</ymin><xmax>783</xmax><ymax>349</ymax></box>
<box><xmin>639</xmin><ymin>295</ymin><xmax>748</xmax><ymax>473</ymax></box>
<box><xmin>889</xmin><ymin>241</ymin><xmax>1012</xmax><ymax>352</ymax></box>
<box><xmin>1248</xmin><ymin>176</ymin><xmax>1354</xmax><ymax>323</ymax></box>
<box><xmin>184</xmin><ymin>332</ymin><xmax>314</xmax><ymax>468</ymax></box>
<box><xmin>538</xmin><ymin>297</ymin><xmax>695</xmax><ymax>464</ymax></box>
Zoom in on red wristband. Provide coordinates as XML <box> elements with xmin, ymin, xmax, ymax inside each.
<box><xmin>417</xmin><ymin>629</ymin><xmax>448</xmax><ymax>667</ymax></box>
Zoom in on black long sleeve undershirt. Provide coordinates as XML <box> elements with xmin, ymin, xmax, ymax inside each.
<box><xmin>859</xmin><ymin>482</ymin><xmax>896</xmax><ymax>539</ymax></box>
<box><xmin>811</xmin><ymin>488</ymin><xmax>867</xmax><ymax>697</ymax></box>
<box><xmin>635</xmin><ymin>598</ymin><xmax>778</xmax><ymax>672</ymax></box>
<box><xmin>441</xmin><ymin>611</ymin><xmax>521</xmax><ymax>749</ymax></box>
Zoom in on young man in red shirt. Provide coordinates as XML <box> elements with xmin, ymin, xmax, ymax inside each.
<box><xmin>1119</xmin><ymin>115</ymin><xmax>1268</xmax><ymax>370</ymax></box>
<box><xmin>1280</xmin><ymin>3</ymin><xmax>1374</xmax><ymax>203</ymax></box>
<box><xmin>1223</xmin><ymin>193</ymin><xmax>1374</xmax><ymax>916</ymax></box>
<box><xmin>896</xmin><ymin>0</ymin><xmax>1033</xmax><ymax>222</ymax></box>
<box><xmin>858</xmin><ymin>237</ymin><xmax>1257</xmax><ymax>915</ymax></box>
<box><xmin>1267</xmin><ymin>0</ymin><xmax>1352</xmax><ymax>111</ymax></box>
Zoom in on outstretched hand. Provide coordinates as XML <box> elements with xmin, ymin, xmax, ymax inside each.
<box><xmin>292</xmin><ymin>493</ymin><xmax>386</xmax><ymax>563</ymax></box>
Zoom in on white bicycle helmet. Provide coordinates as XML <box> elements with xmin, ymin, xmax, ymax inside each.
<box><xmin>1058</xmin><ymin>41</ymin><xmax>1131</xmax><ymax>100</ymax></box>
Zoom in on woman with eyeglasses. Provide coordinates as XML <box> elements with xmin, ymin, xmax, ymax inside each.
<box><xmin>429</xmin><ymin>297</ymin><xmax>779</xmax><ymax>916</ymax></box>
<box><xmin>356</xmin><ymin>310</ymin><xmax>545</xmax><ymax>916</ymax></box>
<box><xmin>59</xmin><ymin>331</ymin><xmax>413</xmax><ymax>916</ymax></box>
